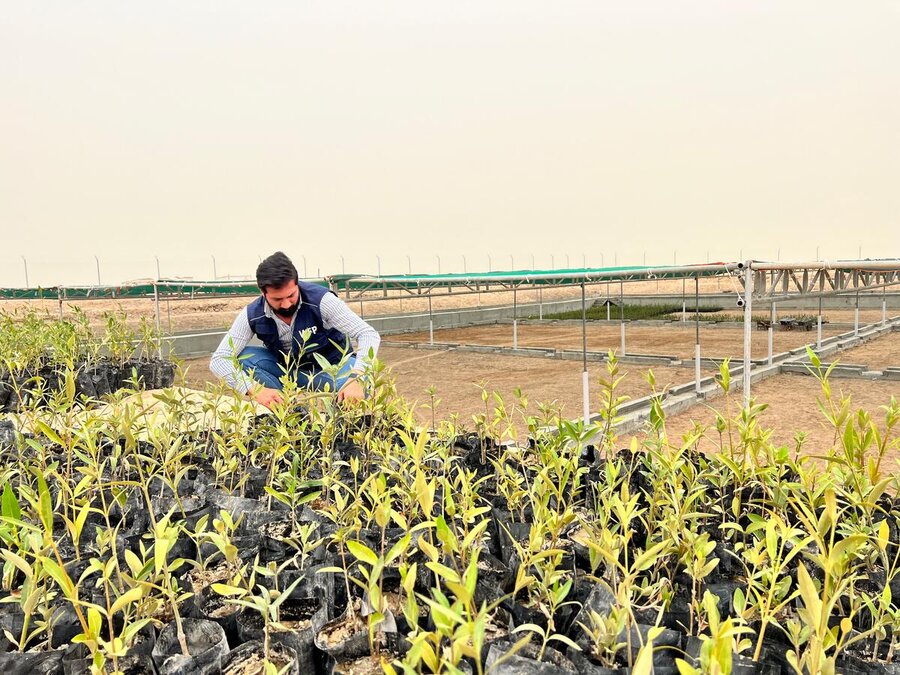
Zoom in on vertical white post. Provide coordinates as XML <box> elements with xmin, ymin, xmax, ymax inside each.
<box><xmin>581</xmin><ymin>282</ymin><xmax>590</xmax><ymax>426</ymax></box>
<box><xmin>538</xmin><ymin>287</ymin><xmax>543</xmax><ymax>320</ymax></box>
<box><xmin>682</xmin><ymin>279</ymin><xmax>686</xmax><ymax>322</ymax></box>
<box><xmin>767</xmin><ymin>303</ymin><xmax>774</xmax><ymax>366</ymax></box>
<box><xmin>619</xmin><ymin>280</ymin><xmax>625</xmax><ymax>354</ymax></box>
<box><xmin>57</xmin><ymin>289</ymin><xmax>64</xmax><ymax>320</ymax></box>
<box><xmin>582</xmin><ymin>370</ymin><xmax>590</xmax><ymax>428</ymax></box>
<box><xmin>428</xmin><ymin>295</ymin><xmax>434</xmax><ymax>345</ymax></box>
<box><xmin>512</xmin><ymin>287</ymin><xmax>518</xmax><ymax>349</ymax></box>
<box><xmin>695</xmin><ymin>344</ymin><xmax>702</xmax><ymax>394</ymax></box>
<box><xmin>742</xmin><ymin>265</ymin><xmax>754</xmax><ymax>408</ymax></box>
<box><xmin>153</xmin><ymin>282</ymin><xmax>162</xmax><ymax>357</ymax></box>
<box><xmin>817</xmin><ymin>297</ymin><xmax>823</xmax><ymax>349</ymax></box>
<box><xmin>883</xmin><ymin>289</ymin><xmax>887</xmax><ymax>325</ymax></box>
<box><xmin>854</xmin><ymin>292</ymin><xmax>860</xmax><ymax>336</ymax></box>
<box><xmin>606</xmin><ymin>302</ymin><xmax>610</xmax><ymax>322</ymax></box>
<box><xmin>695</xmin><ymin>276</ymin><xmax>701</xmax><ymax>394</ymax></box>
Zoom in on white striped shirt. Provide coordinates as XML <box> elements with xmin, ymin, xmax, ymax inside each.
<box><xmin>209</xmin><ymin>292</ymin><xmax>380</xmax><ymax>394</ymax></box>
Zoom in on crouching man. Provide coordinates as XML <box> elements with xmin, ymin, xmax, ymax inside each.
<box><xmin>209</xmin><ymin>251</ymin><xmax>380</xmax><ymax>408</ymax></box>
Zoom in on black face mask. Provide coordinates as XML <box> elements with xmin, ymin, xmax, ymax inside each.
<box><xmin>272</xmin><ymin>301</ymin><xmax>299</xmax><ymax>318</ymax></box>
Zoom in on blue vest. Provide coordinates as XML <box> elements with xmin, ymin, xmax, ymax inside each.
<box><xmin>246</xmin><ymin>282</ymin><xmax>351</xmax><ymax>371</ymax></box>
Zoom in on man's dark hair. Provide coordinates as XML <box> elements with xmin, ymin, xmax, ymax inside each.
<box><xmin>256</xmin><ymin>251</ymin><xmax>299</xmax><ymax>292</ymax></box>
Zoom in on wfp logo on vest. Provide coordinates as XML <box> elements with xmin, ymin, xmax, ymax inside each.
<box><xmin>299</xmin><ymin>327</ymin><xmax>318</xmax><ymax>343</ymax></box>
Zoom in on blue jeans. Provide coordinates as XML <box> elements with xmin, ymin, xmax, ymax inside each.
<box><xmin>238</xmin><ymin>346</ymin><xmax>355</xmax><ymax>392</ymax></box>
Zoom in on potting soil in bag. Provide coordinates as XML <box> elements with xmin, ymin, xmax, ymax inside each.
<box><xmin>151</xmin><ymin>618</ymin><xmax>229</xmax><ymax>675</ymax></box>
<box><xmin>220</xmin><ymin>640</ymin><xmax>300</xmax><ymax>675</ymax></box>
<box><xmin>0</xmin><ymin>650</ymin><xmax>64</xmax><ymax>675</ymax></box>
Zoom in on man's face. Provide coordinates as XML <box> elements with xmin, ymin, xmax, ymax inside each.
<box><xmin>263</xmin><ymin>280</ymin><xmax>300</xmax><ymax>318</ymax></box>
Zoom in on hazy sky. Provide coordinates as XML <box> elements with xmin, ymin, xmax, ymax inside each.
<box><xmin>2</xmin><ymin>1</ymin><xmax>898</xmax><ymax>287</ymax></box>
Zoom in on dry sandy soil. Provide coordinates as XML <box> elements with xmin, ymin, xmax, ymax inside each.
<box><xmin>830</xmin><ymin>331</ymin><xmax>900</xmax><ymax>368</ymax></box>
<box><xmin>640</xmin><ymin>374</ymin><xmax>900</xmax><ymax>465</ymax></box>
<box><xmin>180</xmin><ymin>345</ymin><xmax>716</xmax><ymax>427</ymax></box>
<box><xmin>389</xmin><ymin>322</ymin><xmax>844</xmax><ymax>361</ymax></box>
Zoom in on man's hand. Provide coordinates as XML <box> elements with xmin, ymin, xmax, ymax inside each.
<box><xmin>337</xmin><ymin>376</ymin><xmax>365</xmax><ymax>403</ymax></box>
<box><xmin>250</xmin><ymin>386</ymin><xmax>283</xmax><ymax>409</ymax></box>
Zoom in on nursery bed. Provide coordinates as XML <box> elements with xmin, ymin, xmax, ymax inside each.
<box><xmin>390</xmin><ymin>323</ymin><xmax>845</xmax><ymax>361</ymax></box>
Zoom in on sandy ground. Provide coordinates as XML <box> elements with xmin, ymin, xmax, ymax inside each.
<box><xmin>389</xmin><ymin>322</ymin><xmax>845</xmax><ymax>361</ymax></box>
<box><xmin>180</xmin><ymin>345</ymin><xmax>716</xmax><ymax>427</ymax></box>
<box><xmin>640</xmin><ymin>374</ymin><xmax>900</xmax><ymax>466</ymax></box>
<box><xmin>830</xmin><ymin>331</ymin><xmax>900</xmax><ymax>368</ymax></box>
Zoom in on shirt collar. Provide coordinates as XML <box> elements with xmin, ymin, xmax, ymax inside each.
<box><xmin>262</xmin><ymin>299</ymin><xmax>296</xmax><ymax>328</ymax></box>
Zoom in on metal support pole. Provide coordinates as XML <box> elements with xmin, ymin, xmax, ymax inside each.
<box><xmin>682</xmin><ymin>278</ymin><xmax>686</xmax><ymax>322</ymax></box>
<box><xmin>620</xmin><ymin>281</ymin><xmax>625</xmax><ymax>355</ymax></box>
<box><xmin>606</xmin><ymin>301</ymin><xmax>610</xmax><ymax>322</ymax></box>
<box><xmin>742</xmin><ymin>265</ymin><xmax>754</xmax><ymax>408</ymax></box>
<box><xmin>695</xmin><ymin>276</ymin><xmax>701</xmax><ymax>394</ymax></box>
<box><xmin>428</xmin><ymin>295</ymin><xmax>434</xmax><ymax>345</ymax></box>
<box><xmin>883</xmin><ymin>287</ymin><xmax>887</xmax><ymax>325</ymax></box>
<box><xmin>620</xmin><ymin>321</ymin><xmax>626</xmax><ymax>356</ymax></box>
<box><xmin>581</xmin><ymin>282</ymin><xmax>590</xmax><ymax>427</ymax></box>
<box><xmin>57</xmin><ymin>288</ymin><xmax>63</xmax><ymax>320</ymax></box>
<box><xmin>538</xmin><ymin>287</ymin><xmax>543</xmax><ymax>320</ymax></box>
<box><xmin>21</xmin><ymin>256</ymin><xmax>29</xmax><ymax>288</ymax></box>
<box><xmin>817</xmin><ymin>297</ymin><xmax>823</xmax><ymax>350</ymax></box>
<box><xmin>767</xmin><ymin>302</ymin><xmax>775</xmax><ymax>366</ymax></box>
<box><xmin>513</xmin><ymin>287</ymin><xmax>518</xmax><ymax>349</ymax></box>
<box><xmin>153</xmin><ymin>282</ymin><xmax>162</xmax><ymax>356</ymax></box>
<box><xmin>94</xmin><ymin>255</ymin><xmax>101</xmax><ymax>285</ymax></box>
<box><xmin>211</xmin><ymin>255</ymin><xmax>217</xmax><ymax>280</ymax></box>
<box><xmin>854</xmin><ymin>292</ymin><xmax>860</xmax><ymax>336</ymax></box>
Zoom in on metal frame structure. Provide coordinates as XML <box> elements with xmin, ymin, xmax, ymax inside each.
<box><xmin>748</xmin><ymin>262</ymin><xmax>900</xmax><ymax>301</ymax></box>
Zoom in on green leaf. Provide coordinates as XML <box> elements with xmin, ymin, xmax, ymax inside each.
<box><xmin>32</xmin><ymin>469</ymin><xmax>54</xmax><ymax>534</ymax></box>
<box><xmin>346</xmin><ymin>540</ymin><xmax>379</xmax><ymax>567</ymax></box>
<box><xmin>632</xmin><ymin>629</ymin><xmax>659</xmax><ymax>675</ymax></box>
<box><xmin>796</xmin><ymin>562</ymin><xmax>821</xmax><ymax>621</ymax></box>
<box><xmin>548</xmin><ymin>633</ymin><xmax>582</xmax><ymax>651</ymax></box>
<box><xmin>511</xmin><ymin>623</ymin><xmax>545</xmax><ymax>637</ymax></box>
<box><xmin>42</xmin><ymin>556</ymin><xmax>77</xmax><ymax>602</ymax></box>
<box><xmin>109</xmin><ymin>587</ymin><xmax>143</xmax><ymax>616</ymax></box>
<box><xmin>1</xmin><ymin>483</ymin><xmax>21</xmax><ymax>520</ymax></box>
<box><xmin>211</xmin><ymin>583</ymin><xmax>247</xmax><ymax>597</ymax></box>
<box><xmin>385</xmin><ymin>534</ymin><xmax>411</xmax><ymax>566</ymax></box>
